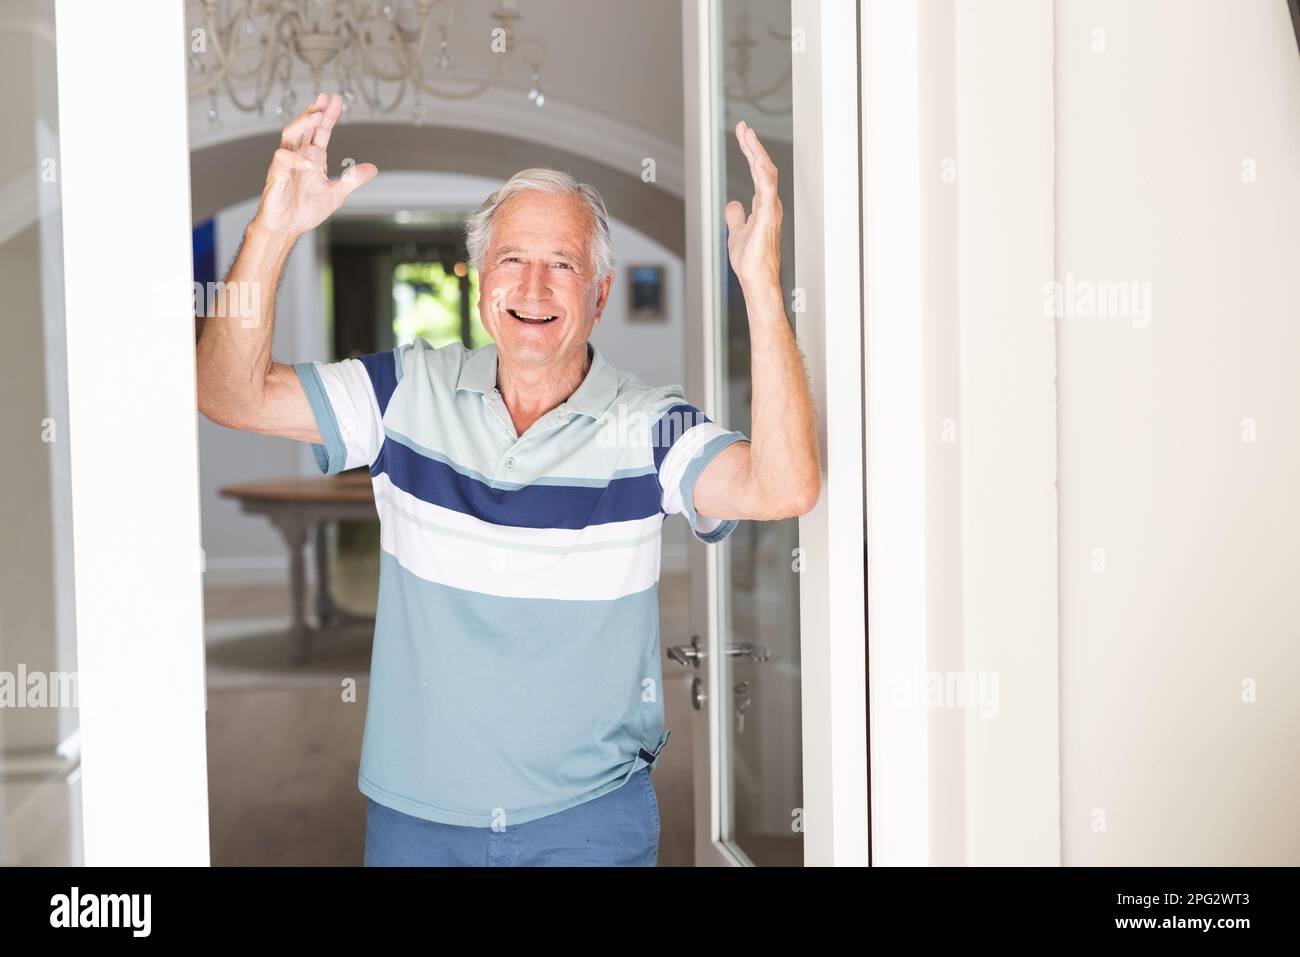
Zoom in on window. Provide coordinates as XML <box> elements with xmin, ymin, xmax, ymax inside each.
<box><xmin>392</xmin><ymin>260</ymin><xmax>490</xmax><ymax>350</ymax></box>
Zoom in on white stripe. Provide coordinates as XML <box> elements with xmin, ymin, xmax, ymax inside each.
<box><xmin>316</xmin><ymin>358</ymin><xmax>385</xmax><ymax>469</ymax></box>
<box><xmin>658</xmin><ymin>421</ymin><xmax>732</xmax><ymax>516</ymax></box>
<box><xmin>373</xmin><ymin>473</ymin><xmax>664</xmax><ymax>601</ymax></box>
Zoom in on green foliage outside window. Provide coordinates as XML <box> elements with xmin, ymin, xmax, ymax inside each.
<box><xmin>392</xmin><ymin>261</ymin><xmax>492</xmax><ymax>350</ymax></box>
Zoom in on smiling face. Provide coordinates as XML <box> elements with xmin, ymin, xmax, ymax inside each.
<box><xmin>477</xmin><ymin>190</ymin><xmax>613</xmax><ymax>370</ymax></box>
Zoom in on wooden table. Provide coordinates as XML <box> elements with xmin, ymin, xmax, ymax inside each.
<box><xmin>219</xmin><ymin>471</ymin><xmax>378</xmax><ymax>663</ymax></box>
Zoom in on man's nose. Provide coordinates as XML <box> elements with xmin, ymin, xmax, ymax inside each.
<box><xmin>520</xmin><ymin>260</ymin><xmax>551</xmax><ymax>300</ymax></box>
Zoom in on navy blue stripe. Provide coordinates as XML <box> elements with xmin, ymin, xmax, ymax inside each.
<box><xmin>359</xmin><ymin>348</ymin><xmax>400</xmax><ymax>415</ymax></box>
<box><xmin>652</xmin><ymin>403</ymin><xmax>713</xmax><ymax>472</ymax></box>
<box><xmin>372</xmin><ymin>438</ymin><xmax>663</xmax><ymax>529</ymax></box>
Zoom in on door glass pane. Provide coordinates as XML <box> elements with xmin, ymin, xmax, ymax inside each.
<box><xmin>0</xmin><ymin>0</ymin><xmax>83</xmax><ymax>866</ymax></box>
<box><xmin>715</xmin><ymin>0</ymin><xmax>802</xmax><ymax>866</ymax></box>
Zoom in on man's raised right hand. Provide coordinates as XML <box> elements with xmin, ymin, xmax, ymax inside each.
<box><xmin>253</xmin><ymin>92</ymin><xmax>378</xmax><ymax>239</ymax></box>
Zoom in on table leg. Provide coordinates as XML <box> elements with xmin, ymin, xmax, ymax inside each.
<box><xmin>313</xmin><ymin>521</ymin><xmax>375</xmax><ymax>629</ymax></box>
<box><xmin>274</xmin><ymin>517</ymin><xmax>311</xmax><ymax>664</ymax></box>
<box><xmin>314</xmin><ymin>523</ymin><xmax>334</xmax><ymax>627</ymax></box>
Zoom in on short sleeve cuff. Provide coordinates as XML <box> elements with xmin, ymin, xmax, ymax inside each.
<box><xmin>293</xmin><ymin>361</ymin><xmax>348</xmax><ymax>475</ymax></box>
<box><xmin>680</xmin><ymin>431</ymin><xmax>749</xmax><ymax>544</ymax></box>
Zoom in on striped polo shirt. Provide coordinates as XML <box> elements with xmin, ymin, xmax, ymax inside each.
<box><xmin>293</xmin><ymin>338</ymin><xmax>748</xmax><ymax>827</ymax></box>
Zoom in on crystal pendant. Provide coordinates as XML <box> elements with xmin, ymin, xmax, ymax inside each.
<box><xmin>276</xmin><ymin>88</ymin><xmax>296</xmax><ymax>118</ymax></box>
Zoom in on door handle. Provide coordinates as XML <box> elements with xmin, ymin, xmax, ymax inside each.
<box><xmin>666</xmin><ymin>635</ymin><xmax>703</xmax><ymax>668</ymax></box>
<box><xmin>724</xmin><ymin>641</ymin><xmax>771</xmax><ymax>662</ymax></box>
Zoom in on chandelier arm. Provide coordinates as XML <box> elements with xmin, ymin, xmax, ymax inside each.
<box><xmin>409</xmin><ymin>28</ymin><xmax>544</xmax><ymax>102</ymax></box>
<box><xmin>190</xmin><ymin>1</ymin><xmax>280</xmax><ymax>99</ymax></box>
<box><xmin>402</xmin><ymin>9</ymin><xmax>442</xmax><ymax>70</ymax></box>
<box><xmin>187</xmin><ymin>3</ymin><xmax>230</xmax><ymax>98</ymax></box>
<box><xmin>227</xmin><ymin>2</ymin><xmax>285</xmax><ymax>81</ymax></box>
<box><xmin>221</xmin><ymin>71</ymin><xmax>270</xmax><ymax>114</ymax></box>
<box><xmin>413</xmin><ymin>73</ymin><xmax>500</xmax><ymax>101</ymax></box>
<box><xmin>223</xmin><ymin>46</ymin><xmax>289</xmax><ymax>114</ymax></box>
<box><xmin>191</xmin><ymin>2</ymin><xmax>554</xmax><ymax>115</ymax></box>
<box><xmin>219</xmin><ymin>0</ymin><xmax>259</xmax><ymax>37</ymax></box>
<box><xmin>215</xmin><ymin>0</ymin><xmax>276</xmax><ymax>76</ymax></box>
<box><xmin>212</xmin><ymin>33</ymin><xmax>278</xmax><ymax>85</ymax></box>
<box><xmin>356</xmin><ymin>35</ymin><xmax>423</xmax><ymax>84</ymax></box>
<box><xmin>361</xmin><ymin>53</ymin><xmax>417</xmax><ymax>84</ymax></box>
<box><xmin>358</xmin><ymin>3</ymin><xmax>441</xmax><ymax>84</ymax></box>
<box><xmin>411</xmin><ymin>40</ymin><xmax>512</xmax><ymax>101</ymax></box>
<box><xmin>513</xmin><ymin>36</ymin><xmax>547</xmax><ymax>68</ymax></box>
<box><xmin>376</xmin><ymin>78</ymin><xmax>410</xmax><ymax>115</ymax></box>
<box><xmin>354</xmin><ymin>71</ymin><xmax>384</xmax><ymax>112</ymax></box>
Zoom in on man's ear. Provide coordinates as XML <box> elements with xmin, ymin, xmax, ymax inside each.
<box><xmin>592</xmin><ymin>270</ymin><xmax>614</xmax><ymax>325</ymax></box>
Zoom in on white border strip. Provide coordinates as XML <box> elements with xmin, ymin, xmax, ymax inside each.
<box><xmin>860</xmin><ymin>0</ymin><xmax>930</xmax><ymax>866</ymax></box>
<box><xmin>682</xmin><ymin>0</ymin><xmax>737</xmax><ymax>869</ymax></box>
<box><xmin>793</xmin><ymin>0</ymin><xmax>870</xmax><ymax>867</ymax></box>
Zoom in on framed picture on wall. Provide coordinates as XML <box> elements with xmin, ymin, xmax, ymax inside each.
<box><xmin>628</xmin><ymin>264</ymin><xmax>666</xmax><ymax>321</ymax></box>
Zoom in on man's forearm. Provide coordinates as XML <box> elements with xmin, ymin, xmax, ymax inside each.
<box><xmin>742</xmin><ymin>280</ymin><xmax>821</xmax><ymax>512</ymax></box>
<box><xmin>195</xmin><ymin>218</ymin><xmax>299</xmax><ymax>427</ymax></box>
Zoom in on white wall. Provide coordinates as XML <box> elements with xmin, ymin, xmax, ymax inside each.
<box><xmin>199</xmin><ymin>171</ymin><xmax>689</xmax><ymax>585</ymax></box>
<box><xmin>903</xmin><ymin>0</ymin><xmax>1300</xmax><ymax>865</ymax></box>
<box><xmin>1055</xmin><ymin>0</ymin><xmax>1300</xmax><ymax>866</ymax></box>
<box><xmin>899</xmin><ymin>0</ymin><xmax>1060</xmax><ymax>868</ymax></box>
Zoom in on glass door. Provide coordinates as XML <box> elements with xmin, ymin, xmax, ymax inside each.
<box><xmin>0</xmin><ymin>0</ymin><xmax>83</xmax><ymax>867</ymax></box>
<box><xmin>679</xmin><ymin>0</ymin><xmax>803</xmax><ymax>868</ymax></box>
<box><xmin>681</xmin><ymin>0</ymin><xmax>867</xmax><ymax>867</ymax></box>
<box><xmin>714</xmin><ymin>0</ymin><xmax>803</xmax><ymax>868</ymax></box>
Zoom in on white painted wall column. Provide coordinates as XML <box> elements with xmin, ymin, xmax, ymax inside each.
<box><xmin>56</xmin><ymin>0</ymin><xmax>210</xmax><ymax>865</ymax></box>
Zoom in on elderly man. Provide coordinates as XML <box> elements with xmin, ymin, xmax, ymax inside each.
<box><xmin>197</xmin><ymin>93</ymin><xmax>819</xmax><ymax>866</ymax></box>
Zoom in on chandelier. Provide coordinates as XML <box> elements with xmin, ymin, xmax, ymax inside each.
<box><xmin>724</xmin><ymin>2</ymin><xmax>791</xmax><ymax>116</ymax></box>
<box><xmin>187</xmin><ymin>0</ymin><xmax>549</xmax><ymax>129</ymax></box>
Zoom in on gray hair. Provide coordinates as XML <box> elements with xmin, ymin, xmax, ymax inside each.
<box><xmin>464</xmin><ymin>168</ymin><xmax>615</xmax><ymax>279</ymax></box>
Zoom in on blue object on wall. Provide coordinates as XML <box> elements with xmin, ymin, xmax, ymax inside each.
<box><xmin>192</xmin><ymin>218</ymin><xmax>216</xmax><ymax>314</ymax></box>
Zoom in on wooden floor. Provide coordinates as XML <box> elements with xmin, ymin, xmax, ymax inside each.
<box><xmin>205</xmin><ymin>571</ymin><xmax>696</xmax><ymax>867</ymax></box>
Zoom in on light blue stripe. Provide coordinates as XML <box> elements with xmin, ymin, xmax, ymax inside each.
<box><xmin>294</xmin><ymin>361</ymin><xmax>347</xmax><ymax>475</ymax></box>
<box><xmin>531</xmin><ymin>466</ymin><xmax>658</xmax><ymax>486</ymax></box>
<box><xmin>680</xmin><ymin>431</ymin><xmax>749</xmax><ymax>544</ymax></box>
<box><xmin>385</xmin><ymin>427</ymin><xmax>494</xmax><ymax>484</ymax></box>
<box><xmin>358</xmin><ymin>550</ymin><xmax>667</xmax><ymax>827</ymax></box>
<box><xmin>384</xmin><ymin>426</ymin><xmax>657</xmax><ymax>490</ymax></box>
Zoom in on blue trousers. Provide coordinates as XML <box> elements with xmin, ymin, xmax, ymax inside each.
<box><xmin>363</xmin><ymin>768</ymin><xmax>661</xmax><ymax>867</ymax></box>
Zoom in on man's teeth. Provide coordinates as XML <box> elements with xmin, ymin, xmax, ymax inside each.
<box><xmin>508</xmin><ymin>309</ymin><xmax>558</xmax><ymax>323</ymax></box>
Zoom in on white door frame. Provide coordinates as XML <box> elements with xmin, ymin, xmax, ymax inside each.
<box><xmin>55</xmin><ymin>0</ymin><xmax>211</xmax><ymax>865</ymax></box>
<box><xmin>858</xmin><ymin>0</ymin><xmax>931</xmax><ymax>867</ymax></box>
<box><xmin>790</xmin><ymin>0</ymin><xmax>869</xmax><ymax>867</ymax></box>
<box><xmin>858</xmin><ymin>0</ymin><xmax>1061</xmax><ymax>866</ymax></box>
<box><xmin>682</xmin><ymin>0</ymin><xmax>869</xmax><ymax>868</ymax></box>
<box><xmin>682</xmin><ymin>0</ymin><xmax>736</xmax><ymax>868</ymax></box>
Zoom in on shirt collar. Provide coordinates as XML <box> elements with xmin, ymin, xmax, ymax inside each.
<box><xmin>455</xmin><ymin>341</ymin><xmax>619</xmax><ymax>419</ymax></box>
